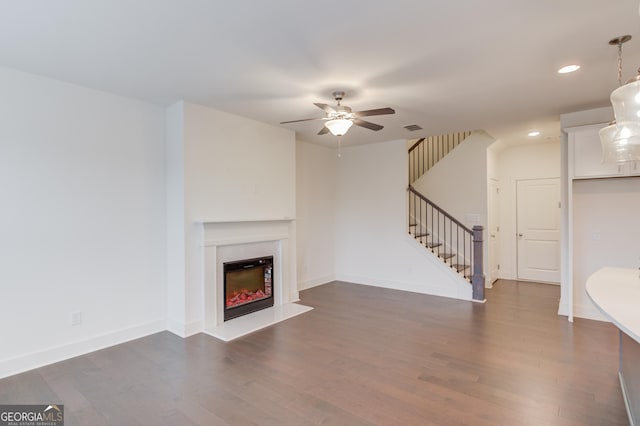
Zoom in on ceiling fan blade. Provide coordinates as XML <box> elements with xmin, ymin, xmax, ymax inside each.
<box><xmin>280</xmin><ymin>117</ymin><xmax>325</xmax><ymax>124</ymax></box>
<box><xmin>353</xmin><ymin>119</ymin><xmax>384</xmax><ymax>131</ymax></box>
<box><xmin>317</xmin><ymin>126</ymin><xmax>329</xmax><ymax>135</ymax></box>
<box><xmin>352</xmin><ymin>107</ymin><xmax>395</xmax><ymax>118</ymax></box>
<box><xmin>314</xmin><ymin>103</ymin><xmax>337</xmax><ymax>114</ymax></box>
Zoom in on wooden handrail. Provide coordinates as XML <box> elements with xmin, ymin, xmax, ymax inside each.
<box><xmin>408</xmin><ymin>137</ymin><xmax>425</xmax><ymax>154</ymax></box>
<box><xmin>408</xmin><ymin>186</ymin><xmax>472</xmax><ymax>234</ymax></box>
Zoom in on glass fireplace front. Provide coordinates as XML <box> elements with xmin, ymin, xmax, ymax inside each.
<box><xmin>223</xmin><ymin>256</ymin><xmax>274</xmax><ymax>321</ymax></box>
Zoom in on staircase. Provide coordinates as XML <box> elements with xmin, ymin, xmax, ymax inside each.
<box><xmin>407</xmin><ymin>132</ymin><xmax>484</xmax><ymax>302</ymax></box>
<box><xmin>409</xmin><ymin>131</ymin><xmax>472</xmax><ymax>184</ymax></box>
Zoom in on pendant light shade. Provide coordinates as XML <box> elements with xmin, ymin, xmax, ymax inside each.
<box><xmin>324</xmin><ymin>118</ymin><xmax>353</xmax><ymax>136</ymax></box>
<box><xmin>599</xmin><ymin>121</ymin><xmax>640</xmax><ymax>163</ymax></box>
<box><xmin>599</xmin><ymin>35</ymin><xmax>640</xmax><ymax>164</ymax></box>
<box><xmin>611</xmin><ymin>76</ymin><xmax>640</xmax><ymax>122</ymax></box>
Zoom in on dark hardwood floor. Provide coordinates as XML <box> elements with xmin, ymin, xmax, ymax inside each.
<box><xmin>0</xmin><ymin>280</ymin><xmax>628</xmax><ymax>425</ymax></box>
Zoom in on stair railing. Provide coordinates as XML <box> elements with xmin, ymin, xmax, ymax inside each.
<box><xmin>408</xmin><ymin>131</ymin><xmax>472</xmax><ymax>184</ymax></box>
<box><xmin>408</xmin><ymin>185</ymin><xmax>484</xmax><ymax>301</ymax></box>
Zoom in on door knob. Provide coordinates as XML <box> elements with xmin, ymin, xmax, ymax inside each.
<box><xmin>518</xmin><ymin>233</ymin><xmax>523</xmax><ymax>237</ymax></box>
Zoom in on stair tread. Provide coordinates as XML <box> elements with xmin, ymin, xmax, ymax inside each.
<box><xmin>426</xmin><ymin>242</ymin><xmax>441</xmax><ymax>248</ymax></box>
<box><xmin>439</xmin><ymin>252</ymin><xmax>455</xmax><ymax>259</ymax></box>
<box><xmin>414</xmin><ymin>233</ymin><xmax>429</xmax><ymax>238</ymax></box>
<box><xmin>451</xmin><ymin>263</ymin><xmax>470</xmax><ymax>271</ymax></box>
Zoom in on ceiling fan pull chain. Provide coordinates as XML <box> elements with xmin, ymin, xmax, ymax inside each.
<box><xmin>338</xmin><ymin>136</ymin><xmax>342</xmax><ymax>158</ymax></box>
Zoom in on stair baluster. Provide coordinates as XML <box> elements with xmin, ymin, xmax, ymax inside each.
<box><xmin>408</xmin><ymin>131</ymin><xmax>472</xmax><ymax>184</ymax></box>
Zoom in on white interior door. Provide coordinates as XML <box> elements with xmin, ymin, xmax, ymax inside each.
<box><xmin>488</xmin><ymin>179</ymin><xmax>500</xmax><ymax>285</ymax></box>
<box><xmin>516</xmin><ymin>178</ymin><xmax>560</xmax><ymax>283</ymax></box>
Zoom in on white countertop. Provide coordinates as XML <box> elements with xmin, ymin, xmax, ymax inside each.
<box><xmin>586</xmin><ymin>267</ymin><xmax>640</xmax><ymax>344</ymax></box>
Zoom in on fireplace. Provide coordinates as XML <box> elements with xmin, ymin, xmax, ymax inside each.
<box><xmin>200</xmin><ymin>219</ymin><xmax>313</xmax><ymax>341</ymax></box>
<box><xmin>223</xmin><ymin>256</ymin><xmax>274</xmax><ymax>321</ymax></box>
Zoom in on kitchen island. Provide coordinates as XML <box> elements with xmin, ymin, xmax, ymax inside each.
<box><xmin>586</xmin><ymin>267</ymin><xmax>640</xmax><ymax>425</ymax></box>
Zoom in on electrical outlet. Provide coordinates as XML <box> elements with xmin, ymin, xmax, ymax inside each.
<box><xmin>71</xmin><ymin>311</ymin><xmax>82</xmax><ymax>326</ymax></box>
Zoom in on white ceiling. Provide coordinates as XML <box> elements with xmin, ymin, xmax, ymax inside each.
<box><xmin>1</xmin><ymin>1</ymin><xmax>640</xmax><ymax>148</ymax></box>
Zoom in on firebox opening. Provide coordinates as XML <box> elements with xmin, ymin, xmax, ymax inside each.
<box><xmin>223</xmin><ymin>256</ymin><xmax>274</xmax><ymax>321</ymax></box>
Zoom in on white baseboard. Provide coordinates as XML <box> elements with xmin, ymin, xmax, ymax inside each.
<box><xmin>298</xmin><ymin>274</ymin><xmax>335</xmax><ymax>291</ymax></box>
<box><xmin>335</xmin><ymin>273</ymin><xmax>472</xmax><ymax>301</ymax></box>
<box><xmin>0</xmin><ymin>319</ymin><xmax>165</xmax><ymax>380</ymax></box>
<box><xmin>166</xmin><ymin>318</ymin><xmax>203</xmax><ymax>338</ymax></box>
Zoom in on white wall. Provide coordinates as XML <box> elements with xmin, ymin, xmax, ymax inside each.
<box><xmin>183</xmin><ymin>102</ymin><xmax>296</xmax><ymax>221</ymax></box>
<box><xmin>0</xmin><ymin>67</ymin><xmax>166</xmax><ymax>378</ymax></box>
<box><xmin>495</xmin><ymin>141</ymin><xmax>561</xmax><ymax>279</ymax></box>
<box><xmin>572</xmin><ymin>177</ymin><xmax>640</xmax><ymax>320</ymax></box>
<box><xmin>165</xmin><ymin>102</ymin><xmax>297</xmax><ymax>335</ymax></box>
<box><xmin>296</xmin><ymin>141</ymin><xmax>337</xmax><ymax>289</ymax></box>
<box><xmin>165</xmin><ymin>102</ymin><xmax>186</xmax><ymax>326</ymax></box>
<box><xmin>334</xmin><ymin>140</ymin><xmax>472</xmax><ymax>300</ymax></box>
<box><xmin>487</xmin><ymin>145</ymin><xmax>499</xmax><ymax>181</ymax></box>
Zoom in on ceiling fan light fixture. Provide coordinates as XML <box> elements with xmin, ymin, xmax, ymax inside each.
<box><xmin>324</xmin><ymin>118</ymin><xmax>353</xmax><ymax>136</ymax></box>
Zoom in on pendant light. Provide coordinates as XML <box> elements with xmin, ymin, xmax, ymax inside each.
<box><xmin>600</xmin><ymin>35</ymin><xmax>640</xmax><ymax>163</ymax></box>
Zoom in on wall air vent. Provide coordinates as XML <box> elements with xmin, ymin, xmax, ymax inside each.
<box><xmin>404</xmin><ymin>124</ymin><xmax>423</xmax><ymax>132</ymax></box>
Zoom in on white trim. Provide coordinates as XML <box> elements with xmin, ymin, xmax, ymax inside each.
<box><xmin>0</xmin><ymin>319</ymin><xmax>165</xmax><ymax>380</ymax></box>
<box><xmin>298</xmin><ymin>274</ymin><xmax>335</xmax><ymax>290</ymax></box>
<box><xmin>566</xmin><ymin>137</ymin><xmax>574</xmax><ymax>322</ymax></box>
<box><xmin>203</xmin><ymin>233</ymin><xmax>290</xmax><ymax>247</ymax></box>
<box><xmin>197</xmin><ymin>217</ymin><xmax>294</xmax><ymax>224</ymax></box>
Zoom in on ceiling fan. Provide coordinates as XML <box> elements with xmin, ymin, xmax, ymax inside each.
<box><xmin>280</xmin><ymin>91</ymin><xmax>395</xmax><ymax>136</ymax></box>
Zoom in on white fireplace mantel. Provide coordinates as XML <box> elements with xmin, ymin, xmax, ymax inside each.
<box><xmin>199</xmin><ymin>218</ymin><xmax>311</xmax><ymax>341</ymax></box>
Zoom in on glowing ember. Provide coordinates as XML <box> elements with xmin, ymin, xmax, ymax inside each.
<box><xmin>226</xmin><ymin>289</ymin><xmax>268</xmax><ymax>308</ymax></box>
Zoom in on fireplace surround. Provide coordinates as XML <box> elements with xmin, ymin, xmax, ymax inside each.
<box><xmin>200</xmin><ymin>218</ymin><xmax>312</xmax><ymax>341</ymax></box>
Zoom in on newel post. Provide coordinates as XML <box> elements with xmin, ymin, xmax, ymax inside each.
<box><xmin>472</xmin><ymin>225</ymin><xmax>485</xmax><ymax>302</ymax></box>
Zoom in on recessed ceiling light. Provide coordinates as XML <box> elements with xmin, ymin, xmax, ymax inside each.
<box><xmin>558</xmin><ymin>64</ymin><xmax>580</xmax><ymax>74</ymax></box>
<box><xmin>528</xmin><ymin>131</ymin><xmax>541</xmax><ymax>137</ymax></box>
